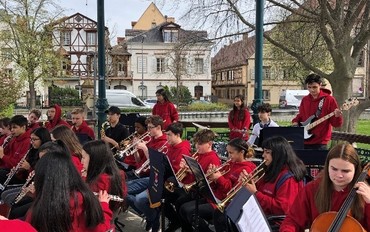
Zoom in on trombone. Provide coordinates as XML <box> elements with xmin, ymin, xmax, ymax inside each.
<box><xmin>114</xmin><ymin>131</ymin><xmax>151</xmax><ymax>159</ymax></box>
<box><xmin>182</xmin><ymin>159</ymin><xmax>232</xmax><ymax>193</ymax></box>
<box><xmin>164</xmin><ymin>151</ymin><xmax>199</xmax><ymax>193</ymax></box>
<box><xmin>216</xmin><ymin>160</ymin><xmax>267</xmax><ymax>212</ymax></box>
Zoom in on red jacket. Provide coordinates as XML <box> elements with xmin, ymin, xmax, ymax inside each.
<box><xmin>1</xmin><ymin>131</ymin><xmax>30</xmax><ymax>169</ymax></box>
<box><xmin>280</xmin><ymin>179</ymin><xmax>370</xmax><ymax>232</ymax></box>
<box><xmin>0</xmin><ymin>219</ymin><xmax>37</xmax><ymax>232</ymax></box>
<box><xmin>26</xmin><ymin>192</ymin><xmax>113</xmax><ymax>232</ymax></box>
<box><xmin>45</xmin><ymin>104</ymin><xmax>70</xmax><ymax>131</ymax></box>
<box><xmin>167</xmin><ymin>140</ymin><xmax>192</xmax><ymax>173</ymax></box>
<box><xmin>89</xmin><ymin>172</ymin><xmax>128</xmax><ymax>197</ymax></box>
<box><xmin>211</xmin><ymin>161</ymin><xmax>256</xmax><ymax>201</ymax></box>
<box><xmin>28</xmin><ymin>122</ymin><xmax>40</xmax><ymax>132</ymax></box>
<box><xmin>152</xmin><ymin>101</ymin><xmax>179</xmax><ymax>129</ymax></box>
<box><xmin>228</xmin><ymin>108</ymin><xmax>251</xmax><ymax>140</ymax></box>
<box><xmin>71</xmin><ymin>153</ymin><xmax>83</xmax><ymax>174</ymax></box>
<box><xmin>182</xmin><ymin>150</ymin><xmax>221</xmax><ymax>185</ymax></box>
<box><xmin>292</xmin><ymin>90</ymin><xmax>343</xmax><ymax>145</ymax></box>
<box><xmin>72</xmin><ymin>121</ymin><xmax>95</xmax><ymax>140</ymax></box>
<box><xmin>255</xmin><ymin>167</ymin><xmax>304</xmax><ymax>215</ymax></box>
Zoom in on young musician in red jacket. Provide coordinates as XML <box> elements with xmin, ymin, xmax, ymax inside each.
<box><xmin>27</xmin><ymin>109</ymin><xmax>41</xmax><ymax>131</ymax></box>
<box><xmin>292</xmin><ymin>74</ymin><xmax>343</xmax><ymax>150</ymax></box>
<box><xmin>162</xmin><ymin>122</ymin><xmax>192</xmax><ymax>231</ymax></box>
<box><xmin>0</xmin><ymin>117</ymin><xmax>11</xmax><ymax>146</ymax></box>
<box><xmin>44</xmin><ymin>104</ymin><xmax>70</xmax><ymax>131</ymax></box>
<box><xmin>152</xmin><ymin>88</ymin><xmax>179</xmax><ymax>130</ymax></box>
<box><xmin>228</xmin><ymin>95</ymin><xmax>251</xmax><ymax>141</ymax></box>
<box><xmin>280</xmin><ymin>143</ymin><xmax>370</xmax><ymax>232</ymax></box>
<box><xmin>0</xmin><ymin>115</ymin><xmax>31</xmax><ymax>185</ymax></box>
<box><xmin>50</xmin><ymin>125</ymin><xmax>84</xmax><ymax>173</ymax></box>
<box><xmin>178</xmin><ymin>138</ymin><xmax>256</xmax><ymax>232</ymax></box>
<box><xmin>233</xmin><ymin>136</ymin><xmax>307</xmax><ymax>231</ymax></box>
<box><xmin>71</xmin><ymin>108</ymin><xmax>95</xmax><ymax>144</ymax></box>
<box><xmin>82</xmin><ymin>140</ymin><xmax>127</xmax><ymax>213</ymax></box>
<box><xmin>26</xmin><ymin>149</ymin><xmax>114</xmax><ymax>232</ymax></box>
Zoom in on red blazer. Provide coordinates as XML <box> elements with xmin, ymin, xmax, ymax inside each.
<box><xmin>211</xmin><ymin>161</ymin><xmax>256</xmax><ymax>201</ymax></box>
<box><xmin>152</xmin><ymin>101</ymin><xmax>179</xmax><ymax>129</ymax></box>
<box><xmin>255</xmin><ymin>167</ymin><xmax>304</xmax><ymax>215</ymax></box>
<box><xmin>1</xmin><ymin>131</ymin><xmax>30</xmax><ymax>169</ymax></box>
<box><xmin>167</xmin><ymin>140</ymin><xmax>192</xmax><ymax>173</ymax></box>
<box><xmin>182</xmin><ymin>150</ymin><xmax>221</xmax><ymax>185</ymax></box>
<box><xmin>280</xmin><ymin>179</ymin><xmax>370</xmax><ymax>232</ymax></box>
<box><xmin>228</xmin><ymin>108</ymin><xmax>251</xmax><ymax>140</ymax></box>
<box><xmin>26</xmin><ymin>191</ymin><xmax>113</xmax><ymax>232</ymax></box>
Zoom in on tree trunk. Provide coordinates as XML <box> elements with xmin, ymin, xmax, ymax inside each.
<box><xmin>29</xmin><ymin>81</ymin><xmax>36</xmax><ymax>109</ymax></box>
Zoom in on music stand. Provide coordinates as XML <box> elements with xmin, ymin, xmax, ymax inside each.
<box><xmin>294</xmin><ymin>149</ymin><xmax>328</xmax><ymax>180</ymax></box>
<box><xmin>148</xmin><ymin>148</ymin><xmax>166</xmax><ymax>208</ymax></box>
<box><xmin>259</xmin><ymin>127</ymin><xmax>304</xmax><ymax>150</ymax></box>
<box><xmin>226</xmin><ymin>187</ymin><xmax>271</xmax><ymax>232</ymax></box>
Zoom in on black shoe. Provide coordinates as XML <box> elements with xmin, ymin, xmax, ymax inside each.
<box><xmin>165</xmin><ymin>222</ymin><xmax>181</xmax><ymax>232</ymax></box>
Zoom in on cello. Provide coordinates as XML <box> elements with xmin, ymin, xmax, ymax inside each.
<box><xmin>310</xmin><ymin>164</ymin><xmax>370</xmax><ymax>232</ymax></box>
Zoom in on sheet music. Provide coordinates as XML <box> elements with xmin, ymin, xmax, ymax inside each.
<box><xmin>236</xmin><ymin>195</ymin><xmax>271</xmax><ymax>232</ymax></box>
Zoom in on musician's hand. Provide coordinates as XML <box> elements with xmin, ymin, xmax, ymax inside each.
<box><xmin>0</xmin><ymin>147</ymin><xmax>4</xmax><ymax>159</ymax></box>
<box><xmin>28</xmin><ymin>182</ymin><xmax>35</xmax><ymax>194</ymax></box>
<box><xmin>355</xmin><ymin>181</ymin><xmax>370</xmax><ymax>203</ymax></box>
<box><xmin>244</xmin><ymin>180</ymin><xmax>257</xmax><ymax>194</ymax></box>
<box><xmin>179</xmin><ymin>158</ymin><xmax>186</xmax><ymax>169</ymax></box>
<box><xmin>334</xmin><ymin>108</ymin><xmax>342</xmax><ymax>117</ymax></box>
<box><xmin>292</xmin><ymin>122</ymin><xmax>299</xmax><ymax>127</ymax></box>
<box><xmin>136</xmin><ymin>142</ymin><xmax>148</xmax><ymax>152</ymax></box>
<box><xmin>98</xmin><ymin>190</ymin><xmax>110</xmax><ymax>203</ymax></box>
<box><xmin>0</xmin><ymin>215</ymin><xmax>8</xmax><ymax>220</ymax></box>
<box><xmin>207</xmin><ymin>164</ymin><xmax>221</xmax><ymax>182</ymax></box>
<box><xmin>81</xmin><ymin>168</ymin><xmax>87</xmax><ymax>177</ymax></box>
<box><xmin>238</xmin><ymin>169</ymin><xmax>249</xmax><ymax>182</ymax></box>
<box><xmin>20</xmin><ymin>160</ymin><xmax>31</xmax><ymax>170</ymax></box>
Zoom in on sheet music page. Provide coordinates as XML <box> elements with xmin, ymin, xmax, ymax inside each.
<box><xmin>236</xmin><ymin>195</ymin><xmax>271</xmax><ymax>232</ymax></box>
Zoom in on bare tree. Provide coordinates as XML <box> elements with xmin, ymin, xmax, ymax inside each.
<box><xmin>164</xmin><ymin>0</ymin><xmax>370</xmax><ymax>132</ymax></box>
<box><xmin>0</xmin><ymin>0</ymin><xmax>64</xmax><ymax>109</ymax></box>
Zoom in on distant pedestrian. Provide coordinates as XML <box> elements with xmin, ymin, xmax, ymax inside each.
<box><xmin>228</xmin><ymin>95</ymin><xmax>251</xmax><ymax>141</ymax></box>
<box><xmin>152</xmin><ymin>88</ymin><xmax>178</xmax><ymax>130</ymax></box>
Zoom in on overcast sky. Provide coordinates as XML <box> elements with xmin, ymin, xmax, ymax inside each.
<box><xmin>58</xmin><ymin>0</ymin><xmax>182</xmax><ymax>44</ymax></box>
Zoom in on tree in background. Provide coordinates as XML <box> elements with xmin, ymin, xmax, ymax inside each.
<box><xmin>163</xmin><ymin>0</ymin><xmax>370</xmax><ymax>132</ymax></box>
<box><xmin>0</xmin><ymin>0</ymin><xmax>64</xmax><ymax>109</ymax></box>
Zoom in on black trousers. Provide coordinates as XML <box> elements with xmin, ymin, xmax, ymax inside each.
<box><xmin>178</xmin><ymin>198</ymin><xmax>214</xmax><ymax>232</ymax></box>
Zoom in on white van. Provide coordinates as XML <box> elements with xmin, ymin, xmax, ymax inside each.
<box><xmin>279</xmin><ymin>89</ymin><xmax>309</xmax><ymax>109</ymax></box>
<box><xmin>86</xmin><ymin>90</ymin><xmax>150</xmax><ymax>109</ymax></box>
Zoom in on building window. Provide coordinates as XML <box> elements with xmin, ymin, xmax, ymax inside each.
<box><xmin>163</xmin><ymin>29</ymin><xmax>178</xmax><ymax>43</ymax></box>
<box><xmin>352</xmin><ymin>76</ymin><xmax>364</xmax><ymax>98</ymax></box>
<box><xmin>180</xmin><ymin>57</ymin><xmax>187</xmax><ymax>73</ymax></box>
<box><xmin>195</xmin><ymin>58</ymin><xmax>204</xmax><ymax>74</ymax></box>
<box><xmin>137</xmin><ymin>56</ymin><xmax>147</xmax><ymax>73</ymax></box>
<box><xmin>263</xmin><ymin>66</ymin><xmax>271</xmax><ymax>79</ymax></box>
<box><xmin>262</xmin><ymin>90</ymin><xmax>270</xmax><ymax>100</ymax></box>
<box><xmin>357</xmin><ymin>50</ymin><xmax>365</xmax><ymax>67</ymax></box>
<box><xmin>156</xmin><ymin>58</ymin><xmax>165</xmax><ymax>73</ymax></box>
<box><xmin>117</xmin><ymin>62</ymin><xmax>124</xmax><ymax>72</ymax></box>
<box><xmin>60</xmin><ymin>31</ymin><xmax>71</xmax><ymax>46</ymax></box>
<box><xmin>86</xmin><ymin>32</ymin><xmax>97</xmax><ymax>46</ymax></box>
<box><xmin>227</xmin><ymin>70</ymin><xmax>234</xmax><ymax>81</ymax></box>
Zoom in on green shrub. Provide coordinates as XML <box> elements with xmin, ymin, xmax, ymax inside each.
<box><xmin>182</xmin><ymin>102</ymin><xmax>229</xmax><ymax>111</ymax></box>
<box><xmin>49</xmin><ymin>86</ymin><xmax>83</xmax><ymax>106</ymax></box>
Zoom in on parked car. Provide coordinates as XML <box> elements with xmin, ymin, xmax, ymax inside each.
<box><xmin>190</xmin><ymin>99</ymin><xmax>211</xmax><ymax>105</ymax></box>
<box><xmin>144</xmin><ymin>98</ymin><xmax>157</xmax><ymax>108</ymax></box>
<box><xmin>279</xmin><ymin>90</ymin><xmax>309</xmax><ymax>109</ymax></box>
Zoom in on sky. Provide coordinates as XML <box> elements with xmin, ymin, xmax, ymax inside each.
<box><xmin>58</xmin><ymin>0</ymin><xmax>182</xmax><ymax>45</ymax></box>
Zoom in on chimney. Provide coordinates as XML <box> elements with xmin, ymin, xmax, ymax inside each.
<box><xmin>117</xmin><ymin>37</ymin><xmax>125</xmax><ymax>45</ymax></box>
<box><xmin>131</xmin><ymin>21</ymin><xmax>137</xmax><ymax>28</ymax></box>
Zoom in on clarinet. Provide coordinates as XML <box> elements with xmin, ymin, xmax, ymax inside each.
<box><xmin>12</xmin><ymin>171</ymin><xmax>35</xmax><ymax>205</ymax></box>
<box><xmin>0</xmin><ymin>148</ymin><xmax>31</xmax><ymax>191</ymax></box>
<box><xmin>1</xmin><ymin>135</ymin><xmax>12</xmax><ymax>149</ymax></box>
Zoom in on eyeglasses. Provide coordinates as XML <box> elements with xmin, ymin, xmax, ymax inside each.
<box><xmin>30</xmin><ymin>138</ymin><xmax>40</xmax><ymax>142</ymax></box>
<box><xmin>148</xmin><ymin>125</ymin><xmax>157</xmax><ymax>130</ymax></box>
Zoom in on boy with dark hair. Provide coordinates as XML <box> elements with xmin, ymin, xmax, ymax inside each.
<box><xmin>247</xmin><ymin>103</ymin><xmax>279</xmax><ymax>146</ymax></box>
<box><xmin>292</xmin><ymin>73</ymin><xmax>343</xmax><ymax>150</ymax></box>
<box><xmin>28</xmin><ymin>109</ymin><xmax>41</xmax><ymax>131</ymax></box>
<box><xmin>0</xmin><ymin>115</ymin><xmax>30</xmax><ymax>184</ymax></box>
<box><xmin>102</xmin><ymin>106</ymin><xmax>129</xmax><ymax>152</ymax></box>
<box><xmin>71</xmin><ymin>108</ymin><xmax>95</xmax><ymax>144</ymax></box>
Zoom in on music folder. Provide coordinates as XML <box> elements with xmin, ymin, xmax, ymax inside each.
<box><xmin>148</xmin><ymin>148</ymin><xmax>166</xmax><ymax>208</ymax></box>
<box><xmin>183</xmin><ymin>156</ymin><xmax>220</xmax><ymax>204</ymax></box>
<box><xmin>226</xmin><ymin>187</ymin><xmax>271</xmax><ymax>232</ymax></box>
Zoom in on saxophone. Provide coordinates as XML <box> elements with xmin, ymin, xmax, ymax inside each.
<box><xmin>100</xmin><ymin>121</ymin><xmax>110</xmax><ymax>138</ymax></box>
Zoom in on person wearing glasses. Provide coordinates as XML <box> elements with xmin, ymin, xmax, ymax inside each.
<box><xmin>152</xmin><ymin>88</ymin><xmax>178</xmax><ymax>130</ymax></box>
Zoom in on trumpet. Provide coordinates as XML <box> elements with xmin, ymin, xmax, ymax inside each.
<box><xmin>216</xmin><ymin>160</ymin><xmax>267</xmax><ymax>212</ymax></box>
<box><xmin>164</xmin><ymin>151</ymin><xmax>199</xmax><ymax>193</ymax></box>
<box><xmin>120</xmin><ymin>131</ymin><xmax>138</xmax><ymax>149</ymax></box>
<box><xmin>114</xmin><ymin>131</ymin><xmax>151</xmax><ymax>159</ymax></box>
<box><xmin>133</xmin><ymin>141</ymin><xmax>169</xmax><ymax>178</ymax></box>
<box><xmin>182</xmin><ymin>159</ymin><xmax>232</xmax><ymax>193</ymax></box>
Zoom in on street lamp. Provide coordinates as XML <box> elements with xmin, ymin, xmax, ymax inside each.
<box><xmin>140</xmin><ymin>35</ymin><xmax>146</xmax><ymax>99</ymax></box>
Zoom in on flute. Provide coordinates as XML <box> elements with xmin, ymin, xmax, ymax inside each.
<box><xmin>93</xmin><ymin>192</ymin><xmax>124</xmax><ymax>202</ymax></box>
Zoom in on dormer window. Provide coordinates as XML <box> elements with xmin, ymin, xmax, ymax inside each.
<box><xmin>163</xmin><ymin>29</ymin><xmax>178</xmax><ymax>43</ymax></box>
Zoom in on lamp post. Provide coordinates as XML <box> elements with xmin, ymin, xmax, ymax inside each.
<box><xmin>140</xmin><ymin>35</ymin><xmax>146</xmax><ymax>99</ymax></box>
